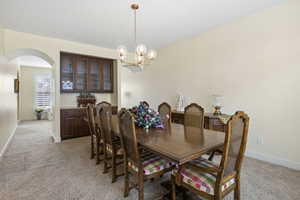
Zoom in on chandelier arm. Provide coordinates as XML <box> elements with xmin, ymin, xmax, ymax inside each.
<box><xmin>120</xmin><ymin>60</ymin><xmax>139</xmax><ymax>66</ymax></box>
<box><xmin>142</xmin><ymin>60</ymin><xmax>153</xmax><ymax>65</ymax></box>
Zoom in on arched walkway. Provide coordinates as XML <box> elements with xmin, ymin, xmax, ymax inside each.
<box><xmin>6</xmin><ymin>48</ymin><xmax>55</xmax><ymax>66</ymax></box>
<box><xmin>5</xmin><ymin>48</ymin><xmax>59</xmax><ymax>142</ymax></box>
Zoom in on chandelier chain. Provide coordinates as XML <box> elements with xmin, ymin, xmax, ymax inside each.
<box><xmin>134</xmin><ymin>9</ymin><xmax>137</xmax><ymax>46</ymax></box>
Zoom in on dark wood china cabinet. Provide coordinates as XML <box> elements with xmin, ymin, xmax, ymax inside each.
<box><xmin>60</xmin><ymin>52</ymin><xmax>114</xmax><ymax>93</ymax></box>
<box><xmin>60</xmin><ymin>106</ymin><xmax>118</xmax><ymax>140</ymax></box>
<box><xmin>60</xmin><ymin>108</ymin><xmax>89</xmax><ymax>140</ymax></box>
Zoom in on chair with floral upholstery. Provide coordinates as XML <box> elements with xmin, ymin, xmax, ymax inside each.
<box><xmin>172</xmin><ymin>111</ymin><xmax>250</xmax><ymax>200</ymax></box>
<box><xmin>118</xmin><ymin>109</ymin><xmax>174</xmax><ymax>200</ymax></box>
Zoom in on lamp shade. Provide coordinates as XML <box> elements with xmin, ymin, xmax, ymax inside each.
<box><xmin>212</xmin><ymin>94</ymin><xmax>224</xmax><ymax>107</ymax></box>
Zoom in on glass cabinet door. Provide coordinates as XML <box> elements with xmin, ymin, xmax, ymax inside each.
<box><xmin>103</xmin><ymin>62</ymin><xmax>112</xmax><ymax>91</ymax></box>
<box><xmin>75</xmin><ymin>57</ymin><xmax>88</xmax><ymax>91</ymax></box>
<box><xmin>88</xmin><ymin>59</ymin><xmax>101</xmax><ymax>91</ymax></box>
<box><xmin>60</xmin><ymin>52</ymin><xmax>114</xmax><ymax>93</ymax></box>
<box><xmin>61</xmin><ymin>54</ymin><xmax>74</xmax><ymax>91</ymax></box>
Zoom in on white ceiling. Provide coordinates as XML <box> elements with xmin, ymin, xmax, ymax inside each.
<box><xmin>0</xmin><ymin>0</ymin><xmax>284</xmax><ymax>50</ymax></box>
<box><xmin>17</xmin><ymin>56</ymin><xmax>52</xmax><ymax>68</ymax></box>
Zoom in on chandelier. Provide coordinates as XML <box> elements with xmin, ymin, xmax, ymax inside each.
<box><xmin>117</xmin><ymin>4</ymin><xmax>157</xmax><ymax>71</ymax></box>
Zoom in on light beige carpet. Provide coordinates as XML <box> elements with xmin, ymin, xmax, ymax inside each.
<box><xmin>0</xmin><ymin>121</ymin><xmax>299</xmax><ymax>200</ymax></box>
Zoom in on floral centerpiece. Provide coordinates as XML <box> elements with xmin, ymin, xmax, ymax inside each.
<box><xmin>130</xmin><ymin>102</ymin><xmax>164</xmax><ymax>130</ymax></box>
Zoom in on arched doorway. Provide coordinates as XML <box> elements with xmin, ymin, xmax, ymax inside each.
<box><xmin>6</xmin><ymin>48</ymin><xmax>57</xmax><ymax>142</ymax></box>
<box><xmin>6</xmin><ymin>48</ymin><xmax>55</xmax><ymax>66</ymax></box>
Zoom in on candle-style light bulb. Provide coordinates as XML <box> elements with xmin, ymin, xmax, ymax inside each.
<box><xmin>117</xmin><ymin>45</ymin><xmax>127</xmax><ymax>58</ymax></box>
<box><xmin>147</xmin><ymin>49</ymin><xmax>157</xmax><ymax>60</ymax></box>
<box><xmin>136</xmin><ymin>44</ymin><xmax>147</xmax><ymax>56</ymax></box>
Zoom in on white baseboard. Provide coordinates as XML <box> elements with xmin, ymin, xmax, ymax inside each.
<box><xmin>246</xmin><ymin>151</ymin><xmax>300</xmax><ymax>171</ymax></box>
<box><xmin>50</xmin><ymin>131</ymin><xmax>61</xmax><ymax>143</ymax></box>
<box><xmin>51</xmin><ymin>135</ymin><xmax>61</xmax><ymax>143</ymax></box>
<box><xmin>0</xmin><ymin>126</ymin><xmax>17</xmax><ymax>161</ymax></box>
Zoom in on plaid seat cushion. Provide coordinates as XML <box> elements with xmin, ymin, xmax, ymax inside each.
<box><xmin>190</xmin><ymin>157</ymin><xmax>219</xmax><ymax>168</ymax></box>
<box><xmin>106</xmin><ymin>144</ymin><xmax>123</xmax><ymax>155</ymax></box>
<box><xmin>180</xmin><ymin>162</ymin><xmax>235</xmax><ymax>195</ymax></box>
<box><xmin>129</xmin><ymin>156</ymin><xmax>173</xmax><ymax>175</ymax></box>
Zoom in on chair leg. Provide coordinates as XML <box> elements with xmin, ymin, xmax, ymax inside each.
<box><xmin>138</xmin><ymin>174</ymin><xmax>144</xmax><ymax>200</ymax></box>
<box><xmin>182</xmin><ymin>191</ymin><xmax>188</xmax><ymax>200</ymax></box>
<box><xmin>100</xmin><ymin>143</ymin><xmax>104</xmax><ymax>154</ymax></box>
<box><xmin>103</xmin><ymin>148</ymin><xmax>109</xmax><ymax>174</ymax></box>
<box><xmin>112</xmin><ymin>152</ymin><xmax>117</xmax><ymax>183</ymax></box>
<box><xmin>124</xmin><ymin>161</ymin><xmax>129</xmax><ymax>197</ymax></box>
<box><xmin>90</xmin><ymin>135</ymin><xmax>95</xmax><ymax>159</ymax></box>
<box><xmin>214</xmin><ymin>191</ymin><xmax>222</xmax><ymax>200</ymax></box>
<box><xmin>234</xmin><ymin>178</ymin><xmax>241</xmax><ymax>200</ymax></box>
<box><xmin>171</xmin><ymin>176</ymin><xmax>176</xmax><ymax>200</ymax></box>
<box><xmin>96</xmin><ymin>137</ymin><xmax>100</xmax><ymax>165</ymax></box>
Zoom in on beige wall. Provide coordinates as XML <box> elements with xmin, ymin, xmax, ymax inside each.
<box><xmin>19</xmin><ymin>66</ymin><xmax>52</xmax><ymax>120</ymax></box>
<box><xmin>0</xmin><ymin>26</ymin><xmax>4</xmax><ymax>55</ymax></box>
<box><xmin>3</xmin><ymin>29</ymin><xmax>122</xmax><ymax>142</ymax></box>
<box><xmin>121</xmin><ymin>1</ymin><xmax>300</xmax><ymax>168</ymax></box>
<box><xmin>0</xmin><ymin>27</ymin><xmax>18</xmax><ymax>157</ymax></box>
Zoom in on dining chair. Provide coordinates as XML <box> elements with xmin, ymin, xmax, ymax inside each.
<box><xmin>86</xmin><ymin>104</ymin><xmax>100</xmax><ymax>162</ymax></box>
<box><xmin>141</xmin><ymin>101</ymin><xmax>149</xmax><ymax>108</ymax></box>
<box><xmin>184</xmin><ymin>103</ymin><xmax>204</xmax><ymax>128</ymax></box>
<box><xmin>96</xmin><ymin>101</ymin><xmax>111</xmax><ymax>114</ymax></box>
<box><xmin>99</xmin><ymin>104</ymin><xmax>124</xmax><ymax>183</ymax></box>
<box><xmin>91</xmin><ymin>101</ymin><xmax>111</xmax><ymax>164</ymax></box>
<box><xmin>158</xmin><ymin>102</ymin><xmax>172</xmax><ymax>128</ymax></box>
<box><xmin>118</xmin><ymin>109</ymin><xmax>174</xmax><ymax>200</ymax></box>
<box><xmin>171</xmin><ymin>111</ymin><xmax>250</xmax><ymax>200</ymax></box>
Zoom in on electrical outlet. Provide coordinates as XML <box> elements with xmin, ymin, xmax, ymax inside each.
<box><xmin>257</xmin><ymin>136</ymin><xmax>264</xmax><ymax>145</ymax></box>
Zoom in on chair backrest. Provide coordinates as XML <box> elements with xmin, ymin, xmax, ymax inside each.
<box><xmin>86</xmin><ymin>104</ymin><xmax>97</xmax><ymax>136</ymax></box>
<box><xmin>219</xmin><ymin>111</ymin><xmax>250</xmax><ymax>180</ymax></box>
<box><xmin>158</xmin><ymin>102</ymin><xmax>172</xmax><ymax>127</ymax></box>
<box><xmin>96</xmin><ymin>101</ymin><xmax>111</xmax><ymax>116</ymax></box>
<box><xmin>99</xmin><ymin>104</ymin><xmax>113</xmax><ymax>146</ymax></box>
<box><xmin>184</xmin><ymin>103</ymin><xmax>204</xmax><ymax>128</ymax></box>
<box><xmin>141</xmin><ymin>101</ymin><xmax>149</xmax><ymax>108</ymax></box>
<box><xmin>118</xmin><ymin>109</ymin><xmax>141</xmax><ymax>166</ymax></box>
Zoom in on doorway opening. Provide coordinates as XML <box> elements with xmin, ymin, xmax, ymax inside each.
<box><xmin>7</xmin><ymin>48</ymin><xmax>57</xmax><ymax>141</ymax></box>
<box><xmin>15</xmin><ymin>56</ymin><xmax>54</xmax><ymax>121</ymax></box>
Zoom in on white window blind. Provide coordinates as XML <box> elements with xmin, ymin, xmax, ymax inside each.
<box><xmin>35</xmin><ymin>76</ymin><xmax>51</xmax><ymax>108</ymax></box>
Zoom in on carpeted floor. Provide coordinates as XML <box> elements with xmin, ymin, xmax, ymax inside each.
<box><xmin>0</xmin><ymin>121</ymin><xmax>299</xmax><ymax>200</ymax></box>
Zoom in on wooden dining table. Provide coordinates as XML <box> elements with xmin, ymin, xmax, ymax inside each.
<box><xmin>97</xmin><ymin>115</ymin><xmax>225</xmax><ymax>165</ymax></box>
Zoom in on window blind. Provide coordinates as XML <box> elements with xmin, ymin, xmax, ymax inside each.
<box><xmin>35</xmin><ymin>77</ymin><xmax>51</xmax><ymax>107</ymax></box>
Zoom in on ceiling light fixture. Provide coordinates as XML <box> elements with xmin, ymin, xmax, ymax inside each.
<box><xmin>117</xmin><ymin>4</ymin><xmax>157</xmax><ymax>71</ymax></box>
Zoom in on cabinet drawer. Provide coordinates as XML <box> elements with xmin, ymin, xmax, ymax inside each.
<box><xmin>209</xmin><ymin>119</ymin><xmax>226</xmax><ymax>132</ymax></box>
